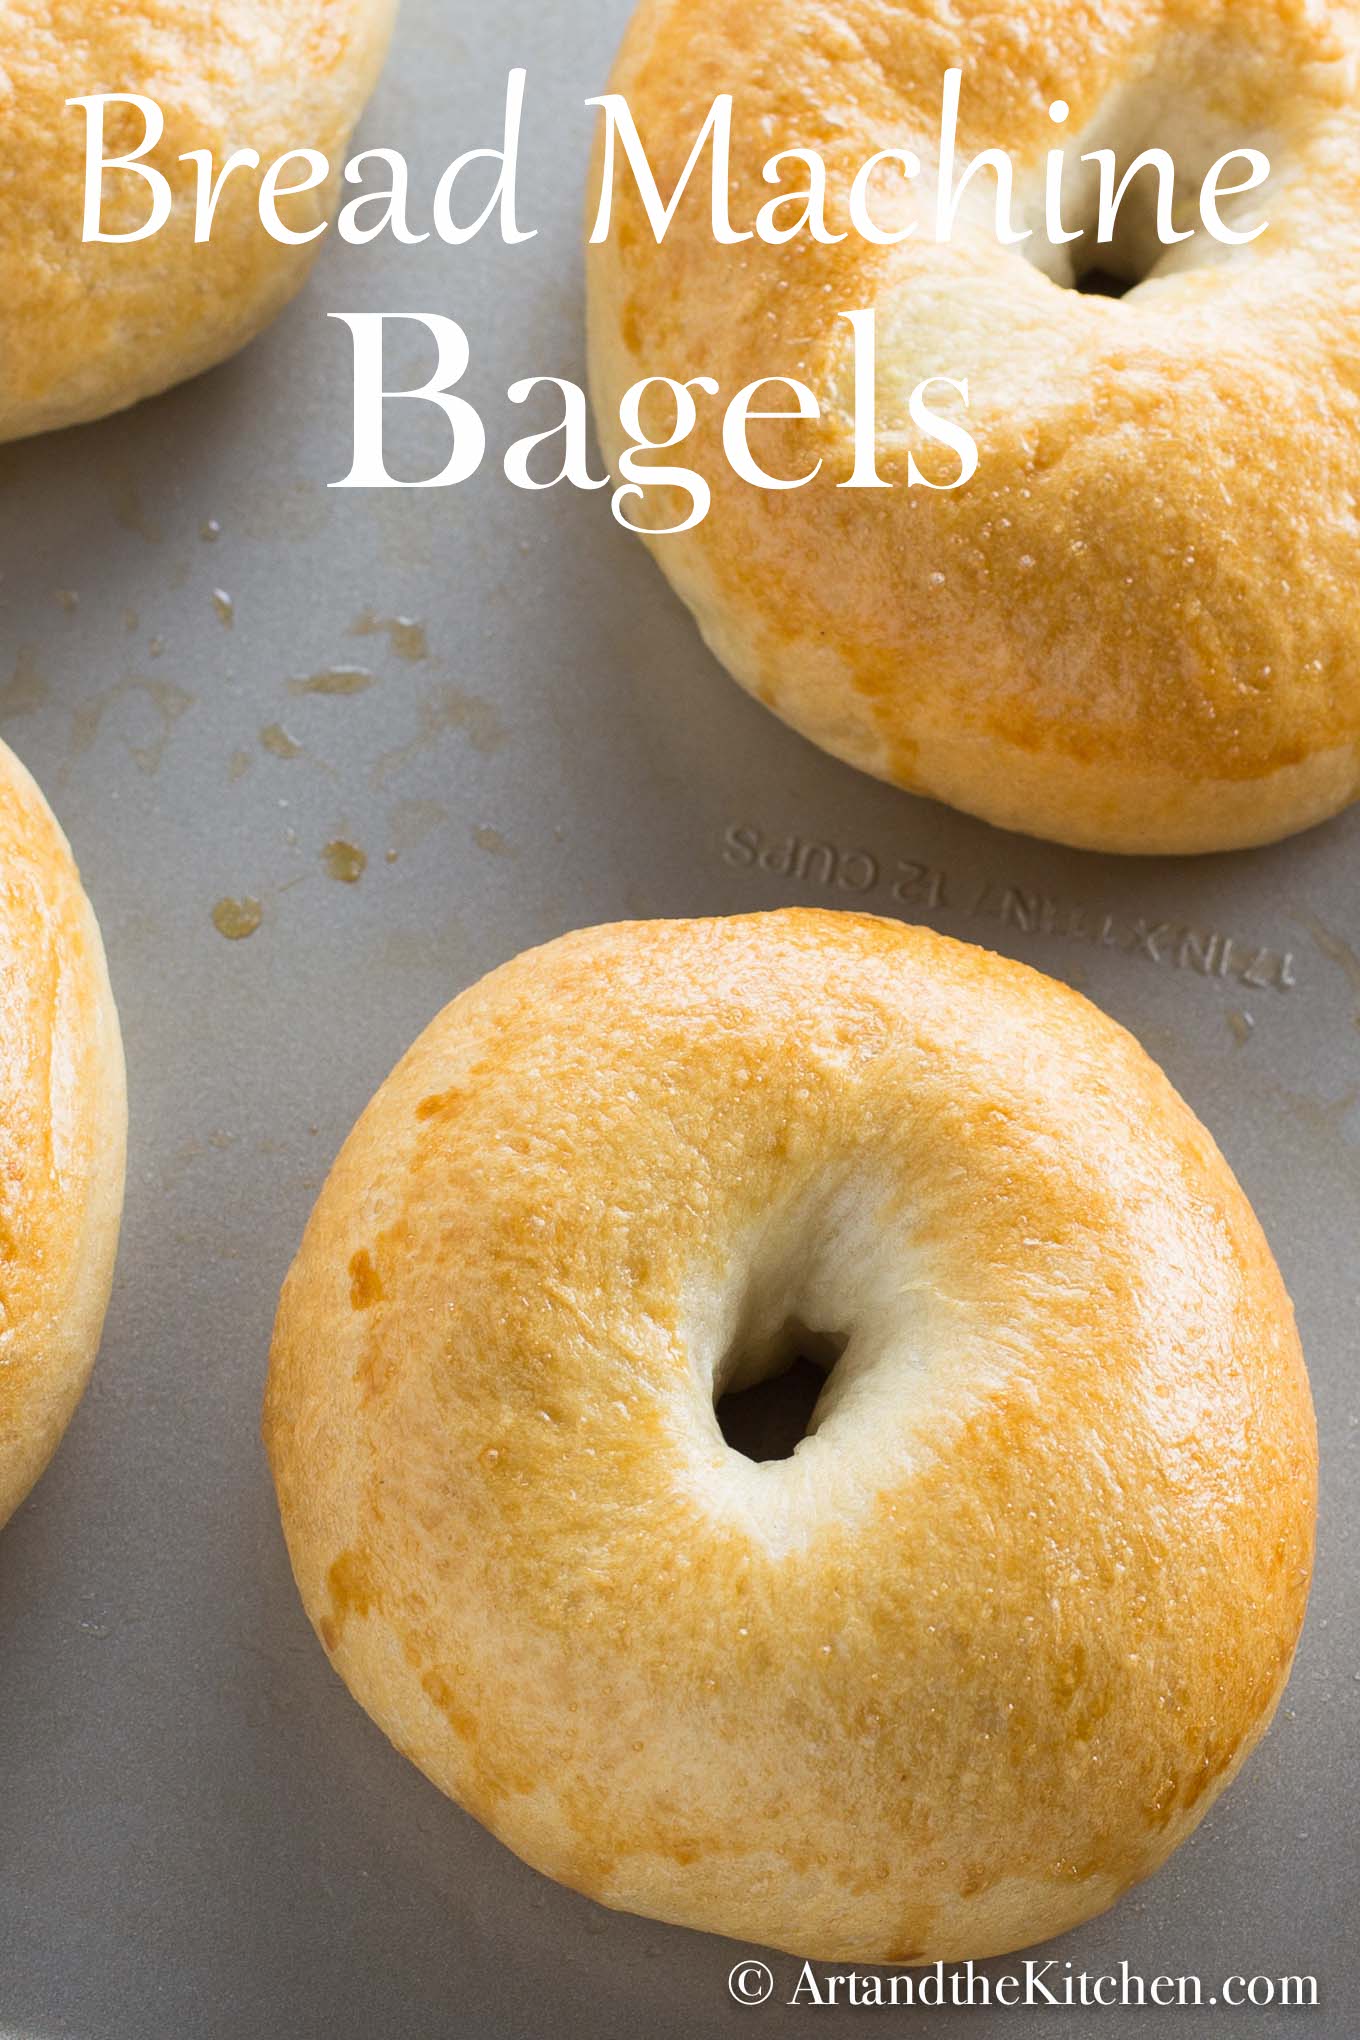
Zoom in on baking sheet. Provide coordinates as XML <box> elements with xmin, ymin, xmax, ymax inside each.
<box><xmin>0</xmin><ymin>2</ymin><xmax>1355</xmax><ymax>2034</ymax></box>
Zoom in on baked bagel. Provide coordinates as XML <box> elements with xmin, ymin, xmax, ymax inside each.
<box><xmin>587</xmin><ymin>0</ymin><xmax>1360</xmax><ymax>854</ymax></box>
<box><xmin>0</xmin><ymin>740</ymin><xmax>126</xmax><ymax>1530</ymax></box>
<box><xmin>265</xmin><ymin>911</ymin><xmax>1315</xmax><ymax>1963</ymax></box>
<box><xmin>0</xmin><ymin>0</ymin><xmax>396</xmax><ymax>442</ymax></box>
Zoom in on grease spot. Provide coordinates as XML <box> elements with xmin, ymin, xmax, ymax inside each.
<box><xmin>1227</xmin><ymin>1010</ymin><xmax>1255</xmax><ymax>1047</ymax></box>
<box><xmin>322</xmin><ymin>839</ymin><xmax>367</xmax><ymax>884</ymax></box>
<box><xmin>212</xmin><ymin>896</ymin><xmax>263</xmax><ymax>941</ymax></box>
<box><xmin>289</xmin><ymin>666</ymin><xmax>373</xmax><ymax>698</ymax></box>
<box><xmin>0</xmin><ymin>646</ymin><xmax>49</xmax><ymax>720</ymax></box>
<box><xmin>472</xmin><ymin>824</ymin><xmax>516</xmax><ymax>859</ymax></box>
<box><xmin>260</xmin><ymin>723</ymin><xmax>302</xmax><ymax>760</ymax></box>
<box><xmin>109</xmin><ymin>476</ymin><xmax>162</xmax><ymax>544</ymax></box>
<box><xmin>71</xmin><ymin>676</ymin><xmax>194</xmax><ymax>776</ymax></box>
<box><xmin>350</xmin><ymin>609</ymin><xmax>429</xmax><ymax>662</ymax></box>
<box><xmin>372</xmin><ymin>684</ymin><xmax>508</xmax><ymax>788</ymax></box>
<box><xmin>228</xmin><ymin>748</ymin><xmax>253</xmax><ymax>783</ymax></box>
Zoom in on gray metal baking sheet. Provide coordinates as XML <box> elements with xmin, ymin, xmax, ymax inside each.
<box><xmin>0</xmin><ymin>2</ymin><xmax>1355</xmax><ymax>2035</ymax></box>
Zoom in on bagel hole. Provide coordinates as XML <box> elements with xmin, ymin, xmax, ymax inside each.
<box><xmin>1053</xmin><ymin>221</ymin><xmax>1170</xmax><ymax>299</ymax></box>
<box><xmin>715</xmin><ymin>1320</ymin><xmax>847</xmax><ymax>1464</ymax></box>
<box><xmin>1073</xmin><ymin>264</ymin><xmax>1137</xmax><ymax>299</ymax></box>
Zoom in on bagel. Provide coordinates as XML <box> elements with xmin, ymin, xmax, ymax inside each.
<box><xmin>265</xmin><ymin>910</ymin><xmax>1315</xmax><ymax>1963</ymax></box>
<box><xmin>0</xmin><ymin>0</ymin><xmax>396</xmax><ymax>443</ymax></box>
<box><xmin>586</xmin><ymin>0</ymin><xmax>1360</xmax><ymax>854</ymax></box>
<box><xmin>0</xmin><ymin>740</ymin><xmax>126</xmax><ymax>1530</ymax></box>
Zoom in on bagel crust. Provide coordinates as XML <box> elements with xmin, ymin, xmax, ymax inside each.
<box><xmin>266</xmin><ymin>911</ymin><xmax>1315</xmax><ymax>1963</ymax></box>
<box><xmin>0</xmin><ymin>0</ymin><xmax>397</xmax><ymax>443</ymax></box>
<box><xmin>0</xmin><ymin>741</ymin><xmax>126</xmax><ymax>1529</ymax></box>
<box><xmin>587</xmin><ymin>0</ymin><xmax>1360</xmax><ymax>853</ymax></box>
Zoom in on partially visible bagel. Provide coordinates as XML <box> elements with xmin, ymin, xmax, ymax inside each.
<box><xmin>0</xmin><ymin>0</ymin><xmax>397</xmax><ymax>442</ymax></box>
<box><xmin>0</xmin><ymin>740</ymin><xmax>126</xmax><ymax>1529</ymax></box>
<box><xmin>266</xmin><ymin>910</ymin><xmax>1316</xmax><ymax>1962</ymax></box>
<box><xmin>587</xmin><ymin>0</ymin><xmax>1360</xmax><ymax>853</ymax></box>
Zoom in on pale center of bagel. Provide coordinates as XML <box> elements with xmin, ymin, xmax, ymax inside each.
<box><xmin>677</xmin><ymin>1177</ymin><xmax>984</xmax><ymax>1553</ymax></box>
<box><xmin>850</xmin><ymin>60</ymin><xmax>1291</xmax><ymax>423</ymax></box>
<box><xmin>1018</xmin><ymin>79</ymin><xmax>1279</xmax><ymax>296</ymax></box>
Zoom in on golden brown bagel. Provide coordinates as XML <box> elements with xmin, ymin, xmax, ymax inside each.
<box><xmin>265</xmin><ymin>911</ymin><xmax>1315</xmax><ymax>1963</ymax></box>
<box><xmin>0</xmin><ymin>740</ymin><xmax>126</xmax><ymax>1529</ymax></box>
<box><xmin>587</xmin><ymin>0</ymin><xmax>1360</xmax><ymax>853</ymax></box>
<box><xmin>0</xmin><ymin>0</ymin><xmax>397</xmax><ymax>442</ymax></box>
